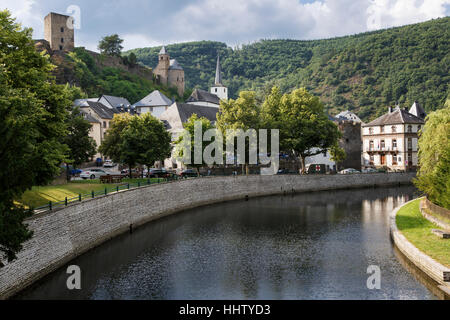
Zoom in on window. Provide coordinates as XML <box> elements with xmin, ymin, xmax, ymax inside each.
<box><xmin>380</xmin><ymin>140</ymin><xmax>385</xmax><ymax>149</ymax></box>
<box><xmin>61</xmin><ymin>38</ymin><xmax>64</xmax><ymax>43</ymax></box>
<box><xmin>392</xmin><ymin>139</ymin><xmax>397</xmax><ymax>149</ymax></box>
<box><xmin>391</xmin><ymin>126</ymin><xmax>396</xmax><ymax>133</ymax></box>
<box><xmin>393</xmin><ymin>155</ymin><xmax>397</xmax><ymax>165</ymax></box>
<box><xmin>369</xmin><ymin>128</ymin><xmax>374</xmax><ymax>134</ymax></box>
<box><xmin>418</xmin><ymin>125</ymin><xmax>421</xmax><ymax>131</ymax></box>
<box><xmin>408</xmin><ymin>138</ymin><xmax>412</xmax><ymax>150</ymax></box>
<box><xmin>61</xmin><ymin>27</ymin><xmax>64</xmax><ymax>32</ymax></box>
<box><xmin>369</xmin><ymin>140</ymin><xmax>374</xmax><ymax>150</ymax></box>
<box><xmin>59</xmin><ymin>45</ymin><xmax>63</xmax><ymax>50</ymax></box>
<box><xmin>215</xmin><ymin>88</ymin><xmax>218</xmax><ymax>93</ymax></box>
<box><xmin>369</xmin><ymin>155</ymin><xmax>374</xmax><ymax>164</ymax></box>
<box><xmin>407</xmin><ymin>125</ymin><xmax>412</xmax><ymax>133</ymax></box>
<box><xmin>103</xmin><ymin>121</ymin><xmax>107</xmax><ymax>128</ymax></box>
<box><xmin>380</xmin><ymin>125</ymin><xmax>384</xmax><ymax>133</ymax></box>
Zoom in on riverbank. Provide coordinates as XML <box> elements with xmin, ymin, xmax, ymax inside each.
<box><xmin>390</xmin><ymin>199</ymin><xmax>450</xmax><ymax>299</ymax></box>
<box><xmin>1</xmin><ymin>172</ymin><xmax>415</xmax><ymax>299</ymax></box>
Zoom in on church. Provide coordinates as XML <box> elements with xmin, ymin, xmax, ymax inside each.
<box><xmin>153</xmin><ymin>46</ymin><xmax>185</xmax><ymax>97</ymax></box>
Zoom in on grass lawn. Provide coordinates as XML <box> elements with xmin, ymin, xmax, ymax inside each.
<box><xmin>20</xmin><ymin>178</ymin><xmax>165</xmax><ymax>209</ymax></box>
<box><xmin>396</xmin><ymin>198</ymin><xmax>450</xmax><ymax>267</ymax></box>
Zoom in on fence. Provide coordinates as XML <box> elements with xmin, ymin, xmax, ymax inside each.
<box><xmin>33</xmin><ymin>177</ymin><xmax>176</xmax><ymax>214</ymax></box>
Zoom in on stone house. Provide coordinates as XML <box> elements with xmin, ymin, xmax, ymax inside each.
<box><xmin>362</xmin><ymin>105</ymin><xmax>425</xmax><ymax>171</ymax></box>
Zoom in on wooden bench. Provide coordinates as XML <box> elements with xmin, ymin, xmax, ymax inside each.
<box><xmin>100</xmin><ymin>175</ymin><xmax>124</xmax><ymax>184</ymax></box>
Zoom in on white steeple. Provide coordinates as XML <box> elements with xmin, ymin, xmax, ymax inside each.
<box><xmin>210</xmin><ymin>54</ymin><xmax>228</xmax><ymax>101</ymax></box>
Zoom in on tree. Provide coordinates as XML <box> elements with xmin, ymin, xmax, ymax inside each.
<box><xmin>128</xmin><ymin>52</ymin><xmax>137</xmax><ymax>66</ymax></box>
<box><xmin>98</xmin><ymin>34</ymin><xmax>124</xmax><ymax>57</ymax></box>
<box><xmin>174</xmin><ymin>114</ymin><xmax>216</xmax><ymax>176</ymax></box>
<box><xmin>121</xmin><ymin>113</ymin><xmax>172</xmax><ymax>177</ymax></box>
<box><xmin>0</xmin><ymin>10</ymin><xmax>71</xmax><ymax>266</ymax></box>
<box><xmin>278</xmin><ymin>88</ymin><xmax>342</xmax><ymax>174</ymax></box>
<box><xmin>64</xmin><ymin>108</ymin><xmax>97</xmax><ymax>168</ymax></box>
<box><xmin>414</xmin><ymin>105</ymin><xmax>450</xmax><ymax>209</ymax></box>
<box><xmin>99</xmin><ymin>113</ymin><xmax>133</xmax><ymax>164</ymax></box>
<box><xmin>216</xmin><ymin>91</ymin><xmax>260</xmax><ymax>175</ymax></box>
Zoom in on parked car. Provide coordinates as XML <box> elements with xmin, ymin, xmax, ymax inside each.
<box><xmin>147</xmin><ymin>168</ymin><xmax>169</xmax><ymax>178</ymax></box>
<box><xmin>80</xmin><ymin>169</ymin><xmax>109</xmax><ymax>180</ymax></box>
<box><xmin>277</xmin><ymin>168</ymin><xmax>291</xmax><ymax>175</ymax></box>
<box><xmin>179</xmin><ymin>169</ymin><xmax>198</xmax><ymax>178</ymax></box>
<box><xmin>338</xmin><ymin>168</ymin><xmax>361</xmax><ymax>174</ymax></box>
<box><xmin>361</xmin><ymin>167</ymin><xmax>378</xmax><ymax>173</ymax></box>
<box><xmin>69</xmin><ymin>168</ymin><xmax>83</xmax><ymax>176</ymax></box>
<box><xmin>103</xmin><ymin>160</ymin><xmax>115</xmax><ymax>168</ymax></box>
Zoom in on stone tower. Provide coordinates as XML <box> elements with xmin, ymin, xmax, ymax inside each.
<box><xmin>44</xmin><ymin>12</ymin><xmax>74</xmax><ymax>51</ymax></box>
<box><xmin>210</xmin><ymin>54</ymin><xmax>228</xmax><ymax>101</ymax></box>
<box><xmin>154</xmin><ymin>46</ymin><xmax>185</xmax><ymax>97</ymax></box>
<box><xmin>154</xmin><ymin>46</ymin><xmax>170</xmax><ymax>86</ymax></box>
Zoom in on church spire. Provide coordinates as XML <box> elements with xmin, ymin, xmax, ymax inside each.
<box><xmin>215</xmin><ymin>54</ymin><xmax>222</xmax><ymax>85</ymax></box>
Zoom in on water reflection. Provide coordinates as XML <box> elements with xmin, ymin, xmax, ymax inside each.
<box><xmin>16</xmin><ymin>185</ymin><xmax>436</xmax><ymax>300</ymax></box>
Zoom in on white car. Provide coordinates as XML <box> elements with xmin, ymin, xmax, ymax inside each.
<box><xmin>80</xmin><ymin>169</ymin><xmax>109</xmax><ymax>180</ymax></box>
<box><xmin>103</xmin><ymin>160</ymin><xmax>115</xmax><ymax>168</ymax></box>
<box><xmin>339</xmin><ymin>168</ymin><xmax>361</xmax><ymax>174</ymax></box>
<box><xmin>362</xmin><ymin>168</ymin><xmax>378</xmax><ymax>173</ymax></box>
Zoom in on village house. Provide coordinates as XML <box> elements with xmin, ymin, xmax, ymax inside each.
<box><xmin>80</xmin><ymin>111</ymin><xmax>102</xmax><ymax>159</ymax></box>
<box><xmin>78</xmin><ymin>101</ymin><xmax>119</xmax><ymax>158</ymax></box>
<box><xmin>132</xmin><ymin>90</ymin><xmax>173</xmax><ymax>118</ymax></box>
<box><xmin>362</xmin><ymin>104</ymin><xmax>426</xmax><ymax>171</ymax></box>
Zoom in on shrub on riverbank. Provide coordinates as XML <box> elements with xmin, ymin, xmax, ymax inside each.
<box><xmin>414</xmin><ymin>105</ymin><xmax>450</xmax><ymax>209</ymax></box>
<box><xmin>396</xmin><ymin>199</ymin><xmax>450</xmax><ymax>267</ymax></box>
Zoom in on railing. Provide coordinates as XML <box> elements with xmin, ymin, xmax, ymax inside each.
<box><xmin>33</xmin><ymin>177</ymin><xmax>178</xmax><ymax>214</ymax></box>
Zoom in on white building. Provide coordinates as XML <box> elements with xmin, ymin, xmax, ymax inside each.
<box><xmin>362</xmin><ymin>105</ymin><xmax>425</xmax><ymax>171</ymax></box>
<box><xmin>210</xmin><ymin>54</ymin><xmax>228</xmax><ymax>101</ymax></box>
<box><xmin>132</xmin><ymin>90</ymin><xmax>173</xmax><ymax>118</ymax></box>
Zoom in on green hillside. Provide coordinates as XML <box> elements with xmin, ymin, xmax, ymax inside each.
<box><xmin>127</xmin><ymin>17</ymin><xmax>450</xmax><ymax>121</ymax></box>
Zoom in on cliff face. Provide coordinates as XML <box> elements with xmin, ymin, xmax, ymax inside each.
<box><xmin>35</xmin><ymin>40</ymin><xmax>153</xmax><ymax>86</ymax></box>
<box><xmin>33</xmin><ymin>41</ymin><xmax>181</xmax><ymax>103</ymax></box>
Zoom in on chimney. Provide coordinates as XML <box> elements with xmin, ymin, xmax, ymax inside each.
<box><xmin>388</xmin><ymin>106</ymin><xmax>393</xmax><ymax>113</ymax></box>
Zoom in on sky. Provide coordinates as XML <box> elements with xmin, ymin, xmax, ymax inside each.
<box><xmin>3</xmin><ymin>0</ymin><xmax>450</xmax><ymax>51</ymax></box>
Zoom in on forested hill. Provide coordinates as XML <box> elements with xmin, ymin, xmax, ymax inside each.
<box><xmin>126</xmin><ymin>17</ymin><xmax>449</xmax><ymax>121</ymax></box>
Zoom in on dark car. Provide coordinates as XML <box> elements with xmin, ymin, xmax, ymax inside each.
<box><xmin>179</xmin><ymin>169</ymin><xmax>198</xmax><ymax>178</ymax></box>
<box><xmin>148</xmin><ymin>168</ymin><xmax>169</xmax><ymax>178</ymax></box>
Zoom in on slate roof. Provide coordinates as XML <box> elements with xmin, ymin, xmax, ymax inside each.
<box><xmin>175</xmin><ymin>103</ymin><xmax>219</xmax><ymax>123</ymax></box>
<box><xmin>169</xmin><ymin>59</ymin><xmax>183</xmax><ymax>70</ymax></box>
<box><xmin>409</xmin><ymin>101</ymin><xmax>427</xmax><ymax>120</ymax></box>
<box><xmin>214</xmin><ymin>54</ymin><xmax>223</xmax><ymax>86</ymax></box>
<box><xmin>186</xmin><ymin>89</ymin><xmax>220</xmax><ymax>105</ymax></box>
<box><xmin>101</xmin><ymin>95</ymin><xmax>131</xmax><ymax>109</ymax></box>
<box><xmin>83</xmin><ymin>101</ymin><xmax>118</xmax><ymax>119</ymax></box>
<box><xmin>73</xmin><ymin>98</ymin><xmax>99</xmax><ymax>107</ymax></box>
<box><xmin>132</xmin><ymin>90</ymin><xmax>172</xmax><ymax>108</ymax></box>
<box><xmin>335</xmin><ymin>110</ymin><xmax>362</xmax><ymax>123</ymax></box>
<box><xmin>363</xmin><ymin>107</ymin><xmax>425</xmax><ymax>127</ymax></box>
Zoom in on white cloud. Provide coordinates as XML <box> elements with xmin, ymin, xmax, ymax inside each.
<box><xmin>1</xmin><ymin>0</ymin><xmax>43</xmax><ymax>35</ymax></box>
<box><xmin>367</xmin><ymin>0</ymin><xmax>450</xmax><ymax>30</ymax></box>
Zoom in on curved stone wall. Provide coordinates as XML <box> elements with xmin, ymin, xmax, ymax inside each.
<box><xmin>390</xmin><ymin>200</ymin><xmax>450</xmax><ymax>298</ymax></box>
<box><xmin>0</xmin><ymin>173</ymin><xmax>415</xmax><ymax>299</ymax></box>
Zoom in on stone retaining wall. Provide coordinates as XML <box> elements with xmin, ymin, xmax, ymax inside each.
<box><xmin>0</xmin><ymin>172</ymin><xmax>415</xmax><ymax>299</ymax></box>
<box><xmin>390</xmin><ymin>199</ymin><xmax>450</xmax><ymax>298</ymax></box>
